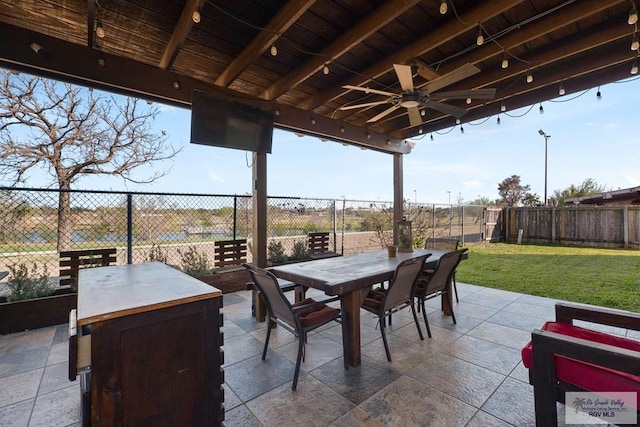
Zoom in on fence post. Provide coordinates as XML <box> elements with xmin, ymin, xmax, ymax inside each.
<box><xmin>551</xmin><ymin>207</ymin><xmax>556</xmax><ymax>244</ymax></box>
<box><xmin>624</xmin><ymin>206</ymin><xmax>629</xmax><ymax>249</ymax></box>
<box><xmin>341</xmin><ymin>198</ymin><xmax>345</xmax><ymax>254</ymax></box>
<box><xmin>461</xmin><ymin>205</ymin><xmax>465</xmax><ymax>246</ymax></box>
<box><xmin>332</xmin><ymin>200</ymin><xmax>337</xmax><ymax>253</ymax></box>
<box><xmin>127</xmin><ymin>193</ymin><xmax>133</xmax><ymax>264</ymax></box>
<box><xmin>233</xmin><ymin>195</ymin><xmax>238</xmax><ymax>239</ymax></box>
<box><xmin>432</xmin><ymin>204</ymin><xmax>436</xmax><ymax>239</ymax></box>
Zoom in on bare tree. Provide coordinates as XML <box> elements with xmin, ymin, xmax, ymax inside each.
<box><xmin>497</xmin><ymin>175</ymin><xmax>530</xmax><ymax>207</ymax></box>
<box><xmin>0</xmin><ymin>71</ymin><xmax>179</xmax><ymax>250</ymax></box>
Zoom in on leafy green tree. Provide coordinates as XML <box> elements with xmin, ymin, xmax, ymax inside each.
<box><xmin>497</xmin><ymin>175</ymin><xmax>530</xmax><ymax>207</ymax></box>
<box><xmin>552</xmin><ymin>178</ymin><xmax>607</xmax><ymax>204</ymax></box>
<box><xmin>521</xmin><ymin>192</ymin><xmax>542</xmax><ymax>207</ymax></box>
<box><xmin>0</xmin><ymin>71</ymin><xmax>179</xmax><ymax>250</ymax></box>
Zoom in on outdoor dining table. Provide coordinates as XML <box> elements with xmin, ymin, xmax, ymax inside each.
<box><xmin>270</xmin><ymin>248</ymin><xmax>449</xmax><ymax>368</ymax></box>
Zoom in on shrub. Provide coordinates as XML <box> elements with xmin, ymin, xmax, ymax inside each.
<box><xmin>177</xmin><ymin>245</ymin><xmax>214</xmax><ymax>276</ymax></box>
<box><xmin>290</xmin><ymin>240</ymin><xmax>310</xmax><ymax>261</ymax></box>
<box><xmin>267</xmin><ymin>240</ymin><xmax>287</xmax><ymax>264</ymax></box>
<box><xmin>6</xmin><ymin>263</ymin><xmax>54</xmax><ymax>302</ymax></box>
<box><xmin>147</xmin><ymin>243</ymin><xmax>168</xmax><ymax>264</ymax></box>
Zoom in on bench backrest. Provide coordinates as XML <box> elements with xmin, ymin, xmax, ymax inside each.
<box><xmin>214</xmin><ymin>239</ymin><xmax>247</xmax><ymax>268</ymax></box>
<box><xmin>308</xmin><ymin>232</ymin><xmax>332</xmax><ymax>254</ymax></box>
<box><xmin>59</xmin><ymin>248</ymin><xmax>117</xmax><ymax>288</ymax></box>
<box><xmin>424</xmin><ymin>237</ymin><xmax>459</xmax><ymax>252</ymax></box>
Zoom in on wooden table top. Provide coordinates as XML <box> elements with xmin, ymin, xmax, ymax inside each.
<box><xmin>270</xmin><ymin>249</ymin><xmax>443</xmax><ymax>296</ymax></box>
<box><xmin>77</xmin><ymin>262</ymin><xmax>222</xmax><ymax>326</ymax></box>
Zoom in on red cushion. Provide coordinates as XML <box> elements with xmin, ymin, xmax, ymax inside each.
<box><xmin>522</xmin><ymin>321</ymin><xmax>640</xmax><ymax>409</ymax></box>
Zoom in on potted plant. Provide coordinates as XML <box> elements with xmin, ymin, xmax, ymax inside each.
<box><xmin>176</xmin><ymin>245</ymin><xmax>249</xmax><ymax>294</ymax></box>
<box><xmin>0</xmin><ymin>263</ymin><xmax>76</xmax><ymax>334</ymax></box>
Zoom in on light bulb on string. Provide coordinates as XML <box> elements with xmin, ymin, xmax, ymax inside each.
<box><xmin>526</xmin><ymin>70</ymin><xmax>534</xmax><ymax>83</ymax></box>
<box><xmin>501</xmin><ymin>52</ymin><xmax>509</xmax><ymax>69</ymax></box>
<box><xmin>596</xmin><ymin>87</ymin><xmax>602</xmax><ymax>101</ymax></box>
<box><xmin>632</xmin><ymin>35</ymin><xmax>639</xmax><ymax>51</ymax></box>
<box><xmin>430</xmin><ymin>134</ymin><xmax>434</xmax><ymax>141</ymax></box>
<box><xmin>558</xmin><ymin>82</ymin><xmax>565</xmax><ymax>96</ymax></box>
<box><xmin>460</xmin><ymin>126</ymin><xmax>464</xmax><ymax>134</ymax></box>
<box><xmin>192</xmin><ymin>10</ymin><xmax>201</xmax><ymax>23</ymax></box>
<box><xmin>632</xmin><ymin>59</ymin><xmax>639</xmax><ymax>74</ymax></box>
<box><xmin>500</xmin><ymin>101</ymin><xmax>506</xmax><ymax>112</ymax></box>
<box><xmin>323</xmin><ymin>63</ymin><xmax>329</xmax><ymax>75</ymax></box>
<box><xmin>630</xmin><ymin>4</ymin><xmax>638</xmax><ymax>25</ymax></box>
<box><xmin>466</xmin><ymin>97</ymin><xmax>472</xmax><ymax>104</ymax></box>
<box><xmin>96</xmin><ymin>20</ymin><xmax>105</xmax><ymax>38</ymax></box>
<box><xmin>539</xmin><ymin>104</ymin><xmax>544</xmax><ymax>114</ymax></box>
<box><xmin>476</xmin><ymin>27</ymin><xmax>484</xmax><ymax>46</ymax></box>
<box><xmin>270</xmin><ymin>44</ymin><xmax>278</xmax><ymax>56</ymax></box>
<box><xmin>439</xmin><ymin>0</ymin><xmax>448</xmax><ymax>14</ymax></box>
<box><xmin>497</xmin><ymin>116</ymin><xmax>501</xmax><ymax>125</ymax></box>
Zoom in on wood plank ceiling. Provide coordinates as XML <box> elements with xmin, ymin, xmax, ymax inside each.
<box><xmin>0</xmin><ymin>0</ymin><xmax>637</xmax><ymax>153</ymax></box>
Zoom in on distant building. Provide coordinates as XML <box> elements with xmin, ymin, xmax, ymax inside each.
<box><xmin>564</xmin><ymin>186</ymin><xmax>640</xmax><ymax>206</ymax></box>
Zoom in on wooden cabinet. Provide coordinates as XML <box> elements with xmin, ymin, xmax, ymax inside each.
<box><xmin>77</xmin><ymin>262</ymin><xmax>224</xmax><ymax>426</ymax></box>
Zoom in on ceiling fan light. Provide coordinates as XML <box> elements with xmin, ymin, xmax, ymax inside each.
<box><xmin>439</xmin><ymin>0</ymin><xmax>448</xmax><ymax>15</ymax></box>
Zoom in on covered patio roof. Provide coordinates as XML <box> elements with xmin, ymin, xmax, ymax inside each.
<box><xmin>0</xmin><ymin>0</ymin><xmax>636</xmax><ymax>152</ymax></box>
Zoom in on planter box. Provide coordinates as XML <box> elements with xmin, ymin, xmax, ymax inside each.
<box><xmin>0</xmin><ymin>288</ymin><xmax>77</xmax><ymax>335</ymax></box>
<box><xmin>196</xmin><ymin>267</ymin><xmax>251</xmax><ymax>294</ymax></box>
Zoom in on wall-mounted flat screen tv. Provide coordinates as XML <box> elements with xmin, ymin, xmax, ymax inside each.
<box><xmin>190</xmin><ymin>90</ymin><xmax>274</xmax><ymax>154</ymax></box>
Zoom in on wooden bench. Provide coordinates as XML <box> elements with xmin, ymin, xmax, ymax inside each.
<box><xmin>308</xmin><ymin>232</ymin><xmax>341</xmax><ymax>260</ymax></box>
<box><xmin>214</xmin><ymin>239</ymin><xmax>248</xmax><ymax>268</ymax></box>
<box><xmin>59</xmin><ymin>248</ymin><xmax>117</xmax><ymax>289</ymax></box>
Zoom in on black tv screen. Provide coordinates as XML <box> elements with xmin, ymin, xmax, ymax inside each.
<box><xmin>190</xmin><ymin>91</ymin><xmax>274</xmax><ymax>154</ymax></box>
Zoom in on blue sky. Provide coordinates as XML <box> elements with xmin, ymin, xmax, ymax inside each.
<box><xmin>13</xmin><ymin>74</ymin><xmax>640</xmax><ymax>204</ymax></box>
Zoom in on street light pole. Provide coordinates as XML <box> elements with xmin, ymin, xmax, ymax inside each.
<box><xmin>538</xmin><ymin>129</ymin><xmax>551</xmax><ymax>206</ymax></box>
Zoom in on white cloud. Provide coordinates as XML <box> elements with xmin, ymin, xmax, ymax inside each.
<box><xmin>463</xmin><ymin>180</ymin><xmax>484</xmax><ymax>189</ymax></box>
<box><xmin>207</xmin><ymin>171</ymin><xmax>224</xmax><ymax>182</ymax></box>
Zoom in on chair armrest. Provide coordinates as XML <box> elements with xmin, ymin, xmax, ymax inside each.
<box><xmin>291</xmin><ymin>296</ymin><xmax>340</xmax><ymax>312</ymax></box>
<box><xmin>555</xmin><ymin>302</ymin><xmax>640</xmax><ymax>331</ymax></box>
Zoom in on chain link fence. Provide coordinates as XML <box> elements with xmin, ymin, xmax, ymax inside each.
<box><xmin>0</xmin><ymin>187</ymin><xmax>488</xmax><ymax>280</ymax></box>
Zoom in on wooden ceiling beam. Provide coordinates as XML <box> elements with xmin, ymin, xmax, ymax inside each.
<box><xmin>260</xmin><ymin>0</ymin><xmax>422</xmax><ymax>101</ymax></box>
<box><xmin>159</xmin><ymin>0</ymin><xmax>207</xmax><ymax>70</ymax></box>
<box><xmin>215</xmin><ymin>0</ymin><xmax>316</xmax><ymax>88</ymax></box>
<box><xmin>87</xmin><ymin>0</ymin><xmax>96</xmax><ymax>48</ymax></box>
<box><xmin>0</xmin><ymin>22</ymin><xmax>407</xmax><ymax>154</ymax></box>
<box><xmin>300</xmin><ymin>0</ymin><xmax>524</xmax><ymax>111</ymax></box>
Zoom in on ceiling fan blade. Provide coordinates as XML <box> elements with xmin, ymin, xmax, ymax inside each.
<box><xmin>429</xmin><ymin>88</ymin><xmax>497</xmax><ymax>101</ymax></box>
<box><xmin>407</xmin><ymin>106</ymin><xmax>422</xmax><ymax>127</ymax></box>
<box><xmin>339</xmin><ymin>100</ymin><xmax>391</xmax><ymax>110</ymax></box>
<box><xmin>393</xmin><ymin>64</ymin><xmax>414</xmax><ymax>93</ymax></box>
<box><xmin>343</xmin><ymin>85</ymin><xmax>396</xmax><ymax>97</ymax></box>
<box><xmin>426</xmin><ymin>101</ymin><xmax>468</xmax><ymax>118</ymax></box>
<box><xmin>424</xmin><ymin>63</ymin><xmax>480</xmax><ymax>93</ymax></box>
<box><xmin>367</xmin><ymin>104</ymin><xmax>402</xmax><ymax>123</ymax></box>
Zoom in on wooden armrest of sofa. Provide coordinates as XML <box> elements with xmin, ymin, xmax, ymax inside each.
<box><xmin>555</xmin><ymin>302</ymin><xmax>640</xmax><ymax>331</ymax></box>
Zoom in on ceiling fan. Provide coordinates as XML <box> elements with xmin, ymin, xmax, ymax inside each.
<box><xmin>340</xmin><ymin>63</ymin><xmax>497</xmax><ymax>127</ymax></box>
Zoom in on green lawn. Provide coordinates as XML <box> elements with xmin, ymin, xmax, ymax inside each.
<box><xmin>456</xmin><ymin>243</ymin><xmax>640</xmax><ymax>312</ymax></box>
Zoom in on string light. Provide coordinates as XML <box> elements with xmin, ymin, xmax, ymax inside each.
<box><xmin>418</xmin><ymin>126</ymin><xmax>423</xmax><ymax>134</ymax></box>
<box><xmin>558</xmin><ymin>81</ymin><xmax>565</xmax><ymax>96</ymax></box>
<box><xmin>323</xmin><ymin>63</ymin><xmax>329</xmax><ymax>75</ymax></box>
<box><xmin>192</xmin><ymin>10</ymin><xmax>201</xmax><ymax>23</ymax></box>
<box><xmin>460</xmin><ymin>126</ymin><xmax>464</xmax><ymax>134</ymax></box>
<box><xmin>596</xmin><ymin>87</ymin><xmax>602</xmax><ymax>101</ymax></box>
<box><xmin>501</xmin><ymin>52</ymin><xmax>509</xmax><ymax>69</ymax></box>
<box><xmin>539</xmin><ymin>103</ymin><xmax>544</xmax><ymax>114</ymax></box>
<box><xmin>632</xmin><ymin>34</ymin><xmax>639</xmax><ymax>51</ymax></box>
<box><xmin>455</xmin><ymin>118</ymin><xmax>461</xmax><ymax>124</ymax></box>
<box><xmin>630</xmin><ymin>3</ymin><xmax>638</xmax><ymax>25</ymax></box>
<box><xmin>500</xmin><ymin>100</ymin><xmax>506</xmax><ymax>112</ymax></box>
<box><xmin>96</xmin><ymin>20</ymin><xmax>105</xmax><ymax>38</ymax></box>
<box><xmin>420</xmin><ymin>109</ymin><xmax>426</xmax><ymax>116</ymax></box>
<box><xmin>430</xmin><ymin>134</ymin><xmax>434</xmax><ymax>141</ymax></box>
<box><xmin>526</xmin><ymin>70</ymin><xmax>534</xmax><ymax>83</ymax></box>
<box><xmin>496</xmin><ymin>116</ymin><xmax>501</xmax><ymax>125</ymax></box>
<box><xmin>632</xmin><ymin>58</ymin><xmax>639</xmax><ymax>74</ymax></box>
<box><xmin>439</xmin><ymin>0</ymin><xmax>448</xmax><ymax>14</ymax></box>
<box><xmin>270</xmin><ymin>44</ymin><xmax>278</xmax><ymax>56</ymax></box>
<box><xmin>466</xmin><ymin>97</ymin><xmax>472</xmax><ymax>104</ymax></box>
<box><xmin>476</xmin><ymin>26</ymin><xmax>484</xmax><ymax>46</ymax></box>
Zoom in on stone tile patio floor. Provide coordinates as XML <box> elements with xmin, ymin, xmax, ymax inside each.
<box><xmin>2</xmin><ymin>282</ymin><xmax>638</xmax><ymax>426</ymax></box>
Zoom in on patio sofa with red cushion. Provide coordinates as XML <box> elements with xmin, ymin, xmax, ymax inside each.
<box><xmin>521</xmin><ymin>302</ymin><xmax>640</xmax><ymax>426</ymax></box>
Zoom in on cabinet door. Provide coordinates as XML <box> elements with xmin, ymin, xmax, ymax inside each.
<box><xmin>91</xmin><ymin>300</ymin><xmax>222</xmax><ymax>426</ymax></box>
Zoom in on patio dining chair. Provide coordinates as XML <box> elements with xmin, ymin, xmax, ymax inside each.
<box><xmin>243</xmin><ymin>264</ymin><xmax>343</xmax><ymax>391</ymax></box>
<box><xmin>361</xmin><ymin>254</ymin><xmax>429</xmax><ymax>362</ymax></box>
<box><xmin>423</xmin><ymin>237</ymin><xmax>460</xmax><ymax>302</ymax></box>
<box><xmin>414</xmin><ymin>248</ymin><xmax>468</xmax><ymax>337</ymax></box>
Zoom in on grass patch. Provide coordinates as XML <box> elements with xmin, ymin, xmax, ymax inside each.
<box><xmin>456</xmin><ymin>243</ymin><xmax>640</xmax><ymax>312</ymax></box>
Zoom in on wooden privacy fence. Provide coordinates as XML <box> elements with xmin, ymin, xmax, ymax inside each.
<box><xmin>504</xmin><ymin>206</ymin><xmax>640</xmax><ymax>248</ymax></box>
